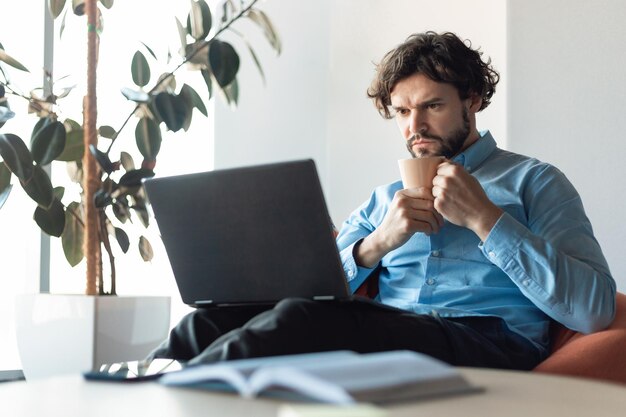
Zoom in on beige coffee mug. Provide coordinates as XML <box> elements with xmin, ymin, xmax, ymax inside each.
<box><xmin>398</xmin><ymin>156</ymin><xmax>444</xmax><ymax>189</ymax></box>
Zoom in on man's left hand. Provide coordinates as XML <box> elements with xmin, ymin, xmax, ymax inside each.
<box><xmin>432</xmin><ymin>161</ymin><xmax>504</xmax><ymax>241</ymax></box>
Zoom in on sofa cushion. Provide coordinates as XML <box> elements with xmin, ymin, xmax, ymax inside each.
<box><xmin>533</xmin><ymin>292</ymin><xmax>626</xmax><ymax>384</ymax></box>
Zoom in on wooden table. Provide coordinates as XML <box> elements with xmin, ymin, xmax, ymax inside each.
<box><xmin>1</xmin><ymin>368</ymin><xmax>625</xmax><ymax>416</ymax></box>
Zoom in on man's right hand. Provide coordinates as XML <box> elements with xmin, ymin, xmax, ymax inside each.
<box><xmin>354</xmin><ymin>187</ymin><xmax>444</xmax><ymax>268</ymax></box>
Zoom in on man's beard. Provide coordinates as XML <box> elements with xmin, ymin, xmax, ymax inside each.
<box><xmin>406</xmin><ymin>108</ymin><xmax>470</xmax><ymax>158</ymax></box>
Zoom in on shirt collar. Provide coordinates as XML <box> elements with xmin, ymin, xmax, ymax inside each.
<box><xmin>452</xmin><ymin>130</ymin><xmax>497</xmax><ymax>172</ymax></box>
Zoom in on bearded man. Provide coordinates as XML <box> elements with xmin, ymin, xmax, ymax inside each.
<box><xmin>153</xmin><ymin>31</ymin><xmax>615</xmax><ymax>370</ymax></box>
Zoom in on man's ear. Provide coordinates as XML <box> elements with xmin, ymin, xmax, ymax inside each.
<box><xmin>467</xmin><ymin>94</ymin><xmax>483</xmax><ymax>112</ymax></box>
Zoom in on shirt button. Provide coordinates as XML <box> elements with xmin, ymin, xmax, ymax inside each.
<box><xmin>488</xmin><ymin>251</ymin><xmax>496</xmax><ymax>259</ymax></box>
<box><xmin>523</xmin><ymin>279</ymin><xmax>531</xmax><ymax>286</ymax></box>
<box><xmin>347</xmin><ymin>270</ymin><xmax>354</xmax><ymax>278</ymax></box>
<box><xmin>431</xmin><ymin>250</ymin><xmax>440</xmax><ymax>257</ymax></box>
<box><xmin>426</xmin><ymin>278</ymin><xmax>436</xmax><ymax>286</ymax></box>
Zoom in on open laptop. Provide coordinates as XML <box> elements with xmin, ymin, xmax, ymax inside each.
<box><xmin>142</xmin><ymin>159</ymin><xmax>350</xmax><ymax>308</ymax></box>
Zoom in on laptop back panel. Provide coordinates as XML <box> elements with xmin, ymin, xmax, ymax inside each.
<box><xmin>143</xmin><ymin>159</ymin><xmax>349</xmax><ymax>307</ymax></box>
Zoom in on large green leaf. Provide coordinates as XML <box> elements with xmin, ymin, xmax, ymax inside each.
<box><xmin>0</xmin><ymin>162</ymin><xmax>10</xmax><ymax>186</ymax></box>
<box><xmin>89</xmin><ymin>144</ymin><xmax>115</xmax><ymax>174</ymax></box>
<box><xmin>222</xmin><ymin>77</ymin><xmax>239</xmax><ymax>108</ymax></box>
<box><xmin>99</xmin><ymin>125</ymin><xmax>116</xmax><ymax>139</ymax></box>
<box><xmin>48</xmin><ymin>0</ymin><xmax>66</xmax><ymax>19</ymax></box>
<box><xmin>140</xmin><ymin>42</ymin><xmax>157</xmax><ymax>60</ymax></box>
<box><xmin>131</xmin><ymin>191</ymin><xmax>150</xmax><ymax>228</ymax></box>
<box><xmin>151</xmin><ymin>72</ymin><xmax>177</xmax><ymax>95</ymax></box>
<box><xmin>99</xmin><ymin>0</ymin><xmax>114</xmax><ymax>9</ymax></box>
<box><xmin>94</xmin><ymin>189</ymin><xmax>112</xmax><ymax>208</ymax></box>
<box><xmin>200</xmin><ymin>68</ymin><xmax>213</xmax><ymax>99</ymax></box>
<box><xmin>178</xmin><ymin>88</ymin><xmax>194</xmax><ymax>132</ymax></box>
<box><xmin>154</xmin><ymin>92</ymin><xmax>190</xmax><ymax>132</ymax></box>
<box><xmin>175</xmin><ymin>17</ymin><xmax>187</xmax><ymax>56</ymax></box>
<box><xmin>134</xmin><ymin>206</ymin><xmax>150</xmax><ymax>228</ymax></box>
<box><xmin>208</xmin><ymin>40</ymin><xmax>240</xmax><ymax>88</ymax></box>
<box><xmin>147</xmin><ymin>100</ymin><xmax>164</xmax><ymax>125</ymax></box>
<box><xmin>118</xmin><ymin>168</ymin><xmax>154</xmax><ymax>188</ymax></box>
<box><xmin>59</xmin><ymin>7</ymin><xmax>68</xmax><ymax>38</ymax></box>
<box><xmin>31</xmin><ymin>119</ymin><xmax>67</xmax><ymax>165</ymax></box>
<box><xmin>63</xmin><ymin>118</ymin><xmax>81</xmax><ymax>132</ymax></box>
<box><xmin>184</xmin><ymin>41</ymin><xmax>209</xmax><ymax>67</ymax></box>
<box><xmin>131</xmin><ymin>51</ymin><xmax>150</xmax><ymax>88</ymax></box>
<box><xmin>0</xmin><ymin>163</ymin><xmax>12</xmax><ymax>210</ymax></box>
<box><xmin>187</xmin><ymin>0</ymin><xmax>212</xmax><ymax>41</ymax></box>
<box><xmin>135</xmin><ymin>117</ymin><xmax>162</xmax><ymax>160</ymax></box>
<box><xmin>112</xmin><ymin>196</ymin><xmax>130</xmax><ymax>223</ymax></box>
<box><xmin>34</xmin><ymin>197</ymin><xmax>65</xmax><ymax>237</ymax></box>
<box><xmin>62</xmin><ymin>201</ymin><xmax>84</xmax><ymax>267</ymax></box>
<box><xmin>53</xmin><ymin>186</ymin><xmax>65</xmax><ymax>200</ymax></box>
<box><xmin>0</xmin><ymin>133</ymin><xmax>34</xmax><ymax>181</ymax></box>
<box><xmin>221</xmin><ymin>0</ymin><xmax>234</xmax><ymax>22</ymax></box>
<box><xmin>20</xmin><ymin>164</ymin><xmax>54</xmax><ymax>208</ymax></box>
<box><xmin>72</xmin><ymin>0</ymin><xmax>85</xmax><ymax>16</ymax></box>
<box><xmin>180</xmin><ymin>83</ymin><xmax>208</xmax><ymax>117</ymax></box>
<box><xmin>246</xmin><ymin>9</ymin><xmax>282</xmax><ymax>55</ymax></box>
<box><xmin>245</xmin><ymin>40</ymin><xmax>266</xmax><ymax>85</ymax></box>
<box><xmin>30</xmin><ymin>118</ymin><xmax>49</xmax><ymax>144</ymax></box>
<box><xmin>120</xmin><ymin>151</ymin><xmax>135</xmax><ymax>171</ymax></box>
<box><xmin>114</xmin><ymin>227</ymin><xmax>130</xmax><ymax>253</ymax></box>
<box><xmin>0</xmin><ymin>48</ymin><xmax>30</xmax><ymax>72</ymax></box>
<box><xmin>0</xmin><ymin>183</ymin><xmax>11</xmax><ymax>210</ymax></box>
<box><xmin>138</xmin><ymin>235</ymin><xmax>153</xmax><ymax>262</ymax></box>
<box><xmin>56</xmin><ymin>128</ymin><xmax>84</xmax><ymax>162</ymax></box>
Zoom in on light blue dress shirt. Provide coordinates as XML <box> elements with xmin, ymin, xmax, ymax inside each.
<box><xmin>337</xmin><ymin>131</ymin><xmax>616</xmax><ymax>353</ymax></box>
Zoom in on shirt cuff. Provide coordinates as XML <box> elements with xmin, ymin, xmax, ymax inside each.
<box><xmin>479</xmin><ymin>212</ymin><xmax>529</xmax><ymax>268</ymax></box>
<box><xmin>340</xmin><ymin>240</ymin><xmax>376</xmax><ymax>292</ymax></box>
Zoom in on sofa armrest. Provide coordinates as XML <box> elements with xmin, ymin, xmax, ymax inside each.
<box><xmin>534</xmin><ymin>292</ymin><xmax>626</xmax><ymax>384</ymax></box>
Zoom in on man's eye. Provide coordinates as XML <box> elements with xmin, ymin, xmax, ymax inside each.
<box><xmin>395</xmin><ymin>109</ymin><xmax>409</xmax><ymax>116</ymax></box>
<box><xmin>428</xmin><ymin>103</ymin><xmax>441</xmax><ymax>110</ymax></box>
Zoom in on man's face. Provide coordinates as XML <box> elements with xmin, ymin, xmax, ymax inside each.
<box><xmin>389</xmin><ymin>73</ymin><xmax>476</xmax><ymax>158</ymax></box>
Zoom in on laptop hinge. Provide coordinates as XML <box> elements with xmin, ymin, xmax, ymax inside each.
<box><xmin>313</xmin><ymin>295</ymin><xmax>336</xmax><ymax>301</ymax></box>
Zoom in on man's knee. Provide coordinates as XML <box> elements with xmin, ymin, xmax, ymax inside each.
<box><xmin>273</xmin><ymin>297</ymin><xmax>315</xmax><ymax>313</ymax></box>
<box><xmin>271</xmin><ymin>297</ymin><xmax>334</xmax><ymax>325</ymax></box>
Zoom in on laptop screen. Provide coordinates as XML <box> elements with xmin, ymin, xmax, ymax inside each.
<box><xmin>143</xmin><ymin>159</ymin><xmax>349</xmax><ymax>307</ymax></box>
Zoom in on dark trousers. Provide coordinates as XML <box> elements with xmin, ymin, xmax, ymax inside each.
<box><xmin>151</xmin><ymin>297</ymin><xmax>546</xmax><ymax>370</ymax></box>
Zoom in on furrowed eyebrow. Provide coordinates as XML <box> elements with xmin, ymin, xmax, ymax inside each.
<box><xmin>391</xmin><ymin>97</ymin><xmax>445</xmax><ymax>111</ymax></box>
<box><xmin>421</xmin><ymin>98</ymin><xmax>444</xmax><ymax>106</ymax></box>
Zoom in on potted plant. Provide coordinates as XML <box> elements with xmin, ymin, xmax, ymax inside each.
<box><xmin>0</xmin><ymin>0</ymin><xmax>279</xmax><ymax>378</ymax></box>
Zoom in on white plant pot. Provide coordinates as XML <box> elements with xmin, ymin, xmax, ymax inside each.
<box><xmin>15</xmin><ymin>294</ymin><xmax>171</xmax><ymax>380</ymax></box>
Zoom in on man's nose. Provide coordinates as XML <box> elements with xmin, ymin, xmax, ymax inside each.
<box><xmin>409</xmin><ymin>110</ymin><xmax>427</xmax><ymax>135</ymax></box>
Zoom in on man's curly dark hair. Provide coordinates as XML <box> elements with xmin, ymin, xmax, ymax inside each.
<box><xmin>367</xmin><ymin>31</ymin><xmax>500</xmax><ymax>119</ymax></box>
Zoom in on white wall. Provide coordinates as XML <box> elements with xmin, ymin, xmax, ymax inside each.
<box><xmin>213</xmin><ymin>0</ymin><xmax>332</xmax><ymax>182</ymax></box>
<box><xmin>507</xmin><ymin>0</ymin><xmax>626</xmax><ymax>290</ymax></box>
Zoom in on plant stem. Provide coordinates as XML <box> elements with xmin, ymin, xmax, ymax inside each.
<box><xmin>65</xmin><ymin>203</ymin><xmax>85</xmax><ymax>228</ymax></box>
<box><xmin>83</xmin><ymin>0</ymin><xmax>100</xmax><ymax>296</ymax></box>
<box><xmin>98</xmin><ymin>210</ymin><xmax>116</xmax><ymax>295</ymax></box>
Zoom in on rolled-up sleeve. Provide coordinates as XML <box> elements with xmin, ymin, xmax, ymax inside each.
<box><xmin>336</xmin><ymin>187</ymin><xmax>392</xmax><ymax>293</ymax></box>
